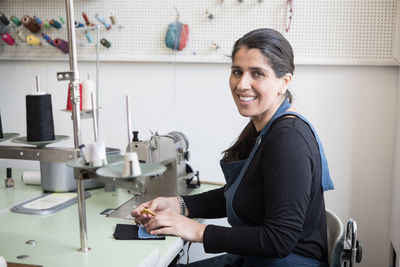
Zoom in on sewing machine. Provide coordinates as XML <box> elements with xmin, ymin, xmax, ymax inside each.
<box><xmin>104</xmin><ymin>130</ymin><xmax>200</xmax><ymax>219</ymax></box>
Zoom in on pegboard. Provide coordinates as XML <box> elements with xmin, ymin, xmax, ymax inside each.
<box><xmin>0</xmin><ymin>0</ymin><xmax>398</xmax><ymax>65</ymax></box>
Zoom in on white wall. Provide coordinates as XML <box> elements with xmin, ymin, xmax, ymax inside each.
<box><xmin>391</xmin><ymin>67</ymin><xmax>400</xmax><ymax>266</ymax></box>
<box><xmin>0</xmin><ymin>60</ymin><xmax>398</xmax><ymax>266</ymax></box>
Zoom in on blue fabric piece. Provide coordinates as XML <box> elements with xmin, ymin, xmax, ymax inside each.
<box><xmin>137</xmin><ymin>225</ymin><xmax>159</xmax><ymax>239</ymax></box>
<box><xmin>222</xmin><ymin>99</ymin><xmax>334</xmax><ymax>227</ymax></box>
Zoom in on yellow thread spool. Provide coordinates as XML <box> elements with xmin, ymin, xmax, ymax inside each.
<box><xmin>26</xmin><ymin>35</ymin><xmax>40</xmax><ymax>46</ymax></box>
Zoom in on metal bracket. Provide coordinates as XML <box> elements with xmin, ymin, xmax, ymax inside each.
<box><xmin>57</xmin><ymin>71</ymin><xmax>75</xmax><ymax>81</ymax></box>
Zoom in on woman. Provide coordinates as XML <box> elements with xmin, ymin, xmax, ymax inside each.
<box><xmin>132</xmin><ymin>28</ymin><xmax>334</xmax><ymax>266</ymax></box>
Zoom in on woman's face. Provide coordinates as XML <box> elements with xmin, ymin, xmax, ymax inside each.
<box><xmin>229</xmin><ymin>47</ymin><xmax>292</xmax><ymax>131</ymax></box>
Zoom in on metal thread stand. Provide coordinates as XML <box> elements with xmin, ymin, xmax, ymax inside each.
<box><xmin>57</xmin><ymin>0</ymin><xmax>89</xmax><ymax>253</ymax></box>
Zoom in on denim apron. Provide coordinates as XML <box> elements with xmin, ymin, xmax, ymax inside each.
<box><xmin>220</xmin><ymin>99</ymin><xmax>333</xmax><ymax>266</ymax></box>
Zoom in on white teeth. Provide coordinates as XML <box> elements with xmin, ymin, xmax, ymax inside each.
<box><xmin>239</xmin><ymin>96</ymin><xmax>256</xmax><ymax>102</ymax></box>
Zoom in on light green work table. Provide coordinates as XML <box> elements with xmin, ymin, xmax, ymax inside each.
<box><xmin>0</xmin><ymin>169</ymin><xmax>220</xmax><ymax>267</ymax></box>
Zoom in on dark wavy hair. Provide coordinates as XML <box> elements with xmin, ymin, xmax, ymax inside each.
<box><xmin>222</xmin><ymin>28</ymin><xmax>295</xmax><ymax>162</ymax></box>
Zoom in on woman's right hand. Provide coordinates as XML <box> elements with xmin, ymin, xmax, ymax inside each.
<box><xmin>131</xmin><ymin>197</ymin><xmax>180</xmax><ymax>225</ymax></box>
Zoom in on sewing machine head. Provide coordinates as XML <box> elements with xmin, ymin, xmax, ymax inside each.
<box><xmin>125</xmin><ymin>131</ymin><xmax>197</xmax><ymax>200</ymax></box>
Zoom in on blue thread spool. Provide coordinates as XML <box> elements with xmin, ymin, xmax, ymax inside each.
<box><xmin>41</xmin><ymin>33</ymin><xmax>53</xmax><ymax>46</ymax></box>
<box><xmin>34</xmin><ymin>16</ymin><xmax>43</xmax><ymax>26</ymax></box>
<box><xmin>75</xmin><ymin>21</ymin><xmax>84</xmax><ymax>28</ymax></box>
<box><xmin>95</xmin><ymin>14</ymin><xmax>111</xmax><ymax>30</ymax></box>
<box><xmin>85</xmin><ymin>31</ymin><xmax>93</xmax><ymax>43</ymax></box>
<box><xmin>49</xmin><ymin>19</ymin><xmax>62</xmax><ymax>29</ymax></box>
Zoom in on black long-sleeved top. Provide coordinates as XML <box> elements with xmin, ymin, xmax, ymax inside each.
<box><xmin>182</xmin><ymin>117</ymin><xmax>328</xmax><ymax>262</ymax></box>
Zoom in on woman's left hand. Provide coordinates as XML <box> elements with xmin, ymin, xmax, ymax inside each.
<box><xmin>144</xmin><ymin>211</ymin><xmax>206</xmax><ymax>243</ymax></box>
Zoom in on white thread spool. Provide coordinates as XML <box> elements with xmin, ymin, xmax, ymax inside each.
<box><xmin>89</xmin><ymin>141</ymin><xmax>107</xmax><ymax>167</ymax></box>
<box><xmin>122</xmin><ymin>152</ymin><xmax>141</xmax><ymax>177</ymax></box>
<box><xmin>21</xmin><ymin>170</ymin><xmax>41</xmax><ymax>185</ymax></box>
<box><xmin>0</xmin><ymin>255</ymin><xmax>6</xmax><ymax>267</ymax></box>
<box><xmin>82</xmin><ymin>79</ymin><xmax>95</xmax><ymax>110</ymax></box>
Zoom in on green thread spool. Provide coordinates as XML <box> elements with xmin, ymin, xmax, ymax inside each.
<box><xmin>10</xmin><ymin>16</ymin><xmax>21</xmax><ymax>26</ymax></box>
<box><xmin>49</xmin><ymin>19</ymin><xmax>62</xmax><ymax>29</ymax></box>
<box><xmin>42</xmin><ymin>21</ymin><xmax>50</xmax><ymax>29</ymax></box>
<box><xmin>100</xmin><ymin>38</ymin><xmax>111</xmax><ymax>48</ymax></box>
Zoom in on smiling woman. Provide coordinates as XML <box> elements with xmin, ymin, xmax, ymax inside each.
<box><xmin>131</xmin><ymin>28</ymin><xmax>334</xmax><ymax>267</ymax></box>
<box><xmin>229</xmin><ymin>47</ymin><xmax>292</xmax><ymax>131</ymax></box>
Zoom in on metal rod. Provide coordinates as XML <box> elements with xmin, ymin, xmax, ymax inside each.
<box><xmin>76</xmin><ymin>174</ymin><xmax>90</xmax><ymax>252</ymax></box>
<box><xmin>91</xmin><ymin>92</ymin><xmax>98</xmax><ymax>142</ymax></box>
<box><xmin>64</xmin><ymin>0</ymin><xmax>88</xmax><ymax>253</ymax></box>
<box><xmin>35</xmin><ymin>75</ymin><xmax>40</xmax><ymax>93</ymax></box>
<box><xmin>96</xmin><ymin>24</ymin><xmax>100</xmax><ymax>139</ymax></box>
<box><xmin>126</xmin><ymin>95</ymin><xmax>132</xmax><ymax>151</ymax></box>
<box><xmin>65</xmin><ymin>0</ymin><xmax>81</xmax><ymax>149</ymax></box>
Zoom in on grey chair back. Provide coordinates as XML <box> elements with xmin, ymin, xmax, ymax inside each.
<box><xmin>326</xmin><ymin>209</ymin><xmax>344</xmax><ymax>267</ymax></box>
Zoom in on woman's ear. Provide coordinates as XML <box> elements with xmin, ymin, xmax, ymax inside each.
<box><xmin>279</xmin><ymin>73</ymin><xmax>293</xmax><ymax>95</ymax></box>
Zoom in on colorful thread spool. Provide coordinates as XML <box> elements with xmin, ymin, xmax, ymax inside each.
<box><xmin>10</xmin><ymin>16</ymin><xmax>21</xmax><ymax>26</ymax></box>
<box><xmin>27</xmin><ymin>35</ymin><xmax>41</xmax><ymax>46</ymax></box>
<box><xmin>21</xmin><ymin>15</ymin><xmax>41</xmax><ymax>33</ymax></box>
<box><xmin>42</xmin><ymin>20</ymin><xmax>51</xmax><ymax>29</ymax></box>
<box><xmin>100</xmin><ymin>38</ymin><xmax>111</xmax><ymax>48</ymax></box>
<box><xmin>26</xmin><ymin>93</ymin><xmax>55</xmax><ymax>142</ymax></box>
<box><xmin>1</xmin><ymin>33</ymin><xmax>15</xmax><ymax>46</ymax></box>
<box><xmin>49</xmin><ymin>19</ymin><xmax>62</xmax><ymax>29</ymax></box>
<box><xmin>75</xmin><ymin>21</ymin><xmax>84</xmax><ymax>28</ymax></box>
<box><xmin>53</xmin><ymin>38</ymin><xmax>69</xmax><ymax>53</ymax></box>
<box><xmin>66</xmin><ymin>83</ymin><xmax>82</xmax><ymax>111</ymax></box>
<box><xmin>85</xmin><ymin>30</ymin><xmax>93</xmax><ymax>43</ymax></box>
<box><xmin>33</xmin><ymin>16</ymin><xmax>43</xmax><ymax>26</ymax></box>
<box><xmin>95</xmin><ymin>14</ymin><xmax>111</xmax><ymax>30</ymax></box>
<box><xmin>0</xmin><ymin>13</ymin><xmax>9</xmax><ymax>25</ymax></box>
<box><xmin>16</xmin><ymin>30</ymin><xmax>25</xmax><ymax>42</ymax></box>
<box><xmin>82</xmin><ymin>11</ymin><xmax>94</xmax><ymax>26</ymax></box>
<box><xmin>109</xmin><ymin>13</ymin><xmax>117</xmax><ymax>25</ymax></box>
<box><xmin>41</xmin><ymin>33</ymin><xmax>53</xmax><ymax>46</ymax></box>
<box><xmin>165</xmin><ymin>21</ymin><xmax>189</xmax><ymax>51</ymax></box>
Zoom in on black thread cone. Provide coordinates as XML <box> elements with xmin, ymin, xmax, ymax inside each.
<box><xmin>26</xmin><ymin>94</ymin><xmax>55</xmax><ymax>142</ymax></box>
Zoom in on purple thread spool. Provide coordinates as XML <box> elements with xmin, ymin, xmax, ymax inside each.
<box><xmin>53</xmin><ymin>38</ymin><xmax>69</xmax><ymax>54</ymax></box>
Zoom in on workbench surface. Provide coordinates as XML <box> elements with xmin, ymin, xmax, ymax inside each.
<box><xmin>0</xmin><ymin>169</ymin><xmax>220</xmax><ymax>267</ymax></box>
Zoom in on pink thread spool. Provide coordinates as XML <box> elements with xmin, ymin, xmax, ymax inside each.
<box><xmin>2</xmin><ymin>33</ymin><xmax>15</xmax><ymax>45</ymax></box>
<box><xmin>53</xmin><ymin>38</ymin><xmax>69</xmax><ymax>54</ymax></box>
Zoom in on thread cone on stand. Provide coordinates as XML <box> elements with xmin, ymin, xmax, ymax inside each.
<box><xmin>26</xmin><ymin>93</ymin><xmax>55</xmax><ymax>142</ymax></box>
<box><xmin>66</xmin><ymin>83</ymin><xmax>82</xmax><ymax>111</ymax></box>
<box><xmin>81</xmin><ymin>79</ymin><xmax>95</xmax><ymax>110</ymax></box>
<box><xmin>122</xmin><ymin>152</ymin><xmax>141</xmax><ymax>177</ymax></box>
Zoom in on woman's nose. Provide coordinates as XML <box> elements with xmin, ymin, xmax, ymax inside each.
<box><xmin>236</xmin><ymin>73</ymin><xmax>251</xmax><ymax>90</ymax></box>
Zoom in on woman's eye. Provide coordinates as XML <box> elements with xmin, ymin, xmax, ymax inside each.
<box><xmin>253</xmin><ymin>72</ymin><xmax>264</xmax><ymax>78</ymax></box>
<box><xmin>231</xmin><ymin>70</ymin><xmax>242</xmax><ymax>76</ymax></box>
